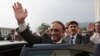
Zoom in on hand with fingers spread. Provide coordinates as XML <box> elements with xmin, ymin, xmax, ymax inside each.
<box><xmin>87</xmin><ymin>23</ymin><xmax>95</xmax><ymax>32</ymax></box>
<box><xmin>12</xmin><ymin>2</ymin><xmax>28</xmax><ymax>24</ymax></box>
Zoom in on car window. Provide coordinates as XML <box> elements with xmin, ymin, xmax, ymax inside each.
<box><xmin>26</xmin><ymin>49</ymin><xmax>92</xmax><ymax>56</ymax></box>
<box><xmin>20</xmin><ymin>44</ymin><xmax>93</xmax><ymax>56</ymax></box>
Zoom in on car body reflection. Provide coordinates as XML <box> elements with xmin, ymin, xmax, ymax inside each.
<box><xmin>20</xmin><ymin>44</ymin><xmax>94</xmax><ymax>56</ymax></box>
<box><xmin>0</xmin><ymin>41</ymin><xmax>27</xmax><ymax>56</ymax></box>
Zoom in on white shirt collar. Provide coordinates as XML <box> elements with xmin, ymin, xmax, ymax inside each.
<box><xmin>70</xmin><ymin>34</ymin><xmax>77</xmax><ymax>39</ymax></box>
<box><xmin>69</xmin><ymin>34</ymin><xmax>77</xmax><ymax>44</ymax></box>
<box><xmin>56</xmin><ymin>38</ymin><xmax>63</xmax><ymax>44</ymax></box>
<box><xmin>90</xmin><ymin>32</ymin><xmax>100</xmax><ymax>44</ymax></box>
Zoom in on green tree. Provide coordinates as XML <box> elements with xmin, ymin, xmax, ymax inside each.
<box><xmin>82</xmin><ymin>27</ymin><xmax>87</xmax><ymax>31</ymax></box>
<box><xmin>37</xmin><ymin>23</ymin><xmax>50</xmax><ymax>33</ymax></box>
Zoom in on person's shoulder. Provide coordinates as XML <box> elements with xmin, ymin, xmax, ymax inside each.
<box><xmin>7</xmin><ymin>33</ymin><xmax>11</xmax><ymax>36</ymax></box>
<box><xmin>77</xmin><ymin>34</ymin><xmax>83</xmax><ymax>38</ymax></box>
<box><xmin>63</xmin><ymin>35</ymin><xmax>70</xmax><ymax>40</ymax></box>
<box><xmin>64</xmin><ymin>35</ymin><xmax>70</xmax><ymax>38</ymax></box>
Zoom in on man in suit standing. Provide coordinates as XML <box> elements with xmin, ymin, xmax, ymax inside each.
<box><xmin>7</xmin><ymin>29</ymin><xmax>16</xmax><ymax>41</ymax></box>
<box><xmin>12</xmin><ymin>2</ymin><xmax>67</xmax><ymax>45</ymax></box>
<box><xmin>90</xmin><ymin>21</ymin><xmax>100</xmax><ymax>44</ymax></box>
<box><xmin>0</xmin><ymin>32</ymin><xmax>4</xmax><ymax>40</ymax></box>
<box><xmin>65</xmin><ymin>21</ymin><xmax>88</xmax><ymax>44</ymax></box>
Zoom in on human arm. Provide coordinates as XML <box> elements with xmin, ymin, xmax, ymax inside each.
<box><xmin>13</xmin><ymin>2</ymin><xmax>42</xmax><ymax>45</ymax></box>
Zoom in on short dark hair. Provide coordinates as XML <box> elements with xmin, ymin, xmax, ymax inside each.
<box><xmin>51</xmin><ymin>21</ymin><xmax>65</xmax><ymax>31</ymax></box>
<box><xmin>95</xmin><ymin>21</ymin><xmax>100</xmax><ymax>25</ymax></box>
<box><xmin>67</xmin><ymin>21</ymin><xmax>78</xmax><ymax>27</ymax></box>
<box><xmin>65</xmin><ymin>22</ymin><xmax>68</xmax><ymax>29</ymax></box>
<box><xmin>11</xmin><ymin>29</ymin><xmax>15</xmax><ymax>32</ymax></box>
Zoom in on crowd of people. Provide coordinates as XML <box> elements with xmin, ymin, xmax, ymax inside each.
<box><xmin>0</xmin><ymin>2</ymin><xmax>98</xmax><ymax>56</ymax></box>
<box><xmin>6</xmin><ymin>29</ymin><xmax>23</xmax><ymax>41</ymax></box>
<box><xmin>0</xmin><ymin>29</ymin><xmax>23</xmax><ymax>41</ymax></box>
<box><xmin>12</xmin><ymin>2</ymin><xmax>100</xmax><ymax>45</ymax></box>
<box><xmin>11</xmin><ymin>2</ymin><xmax>100</xmax><ymax>56</ymax></box>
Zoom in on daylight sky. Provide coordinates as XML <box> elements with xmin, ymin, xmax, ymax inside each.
<box><xmin>0</xmin><ymin>0</ymin><xmax>95</xmax><ymax>31</ymax></box>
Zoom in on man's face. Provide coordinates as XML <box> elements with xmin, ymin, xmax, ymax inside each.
<box><xmin>68</xmin><ymin>24</ymin><xmax>79</xmax><ymax>35</ymax></box>
<box><xmin>49</xmin><ymin>23</ymin><xmax>64</xmax><ymax>42</ymax></box>
<box><xmin>95</xmin><ymin>23</ymin><xmax>100</xmax><ymax>33</ymax></box>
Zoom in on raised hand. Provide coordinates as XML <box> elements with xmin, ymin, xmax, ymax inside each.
<box><xmin>87</xmin><ymin>23</ymin><xmax>95</xmax><ymax>32</ymax></box>
<box><xmin>12</xmin><ymin>2</ymin><xmax>28</xmax><ymax>24</ymax></box>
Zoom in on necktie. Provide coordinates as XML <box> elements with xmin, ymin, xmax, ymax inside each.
<box><xmin>71</xmin><ymin>37</ymin><xmax>74</xmax><ymax>44</ymax></box>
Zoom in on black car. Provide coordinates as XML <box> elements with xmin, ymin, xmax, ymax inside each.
<box><xmin>0</xmin><ymin>41</ymin><xmax>27</xmax><ymax>56</ymax></box>
<box><xmin>0</xmin><ymin>41</ymin><xmax>94</xmax><ymax>56</ymax></box>
<box><xmin>20</xmin><ymin>44</ymin><xmax>94</xmax><ymax>56</ymax></box>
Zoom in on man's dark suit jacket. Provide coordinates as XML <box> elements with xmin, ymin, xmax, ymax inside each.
<box><xmin>19</xmin><ymin>27</ymin><xmax>89</xmax><ymax>45</ymax></box>
<box><xmin>19</xmin><ymin>28</ymin><xmax>68</xmax><ymax>45</ymax></box>
<box><xmin>64</xmin><ymin>34</ymin><xmax>90</xmax><ymax>44</ymax></box>
<box><xmin>19</xmin><ymin>27</ymin><xmax>90</xmax><ymax>56</ymax></box>
<box><xmin>0</xmin><ymin>36</ymin><xmax>4</xmax><ymax>40</ymax></box>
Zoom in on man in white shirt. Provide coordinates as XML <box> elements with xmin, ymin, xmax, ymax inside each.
<box><xmin>90</xmin><ymin>21</ymin><xmax>100</xmax><ymax>44</ymax></box>
<box><xmin>12</xmin><ymin>2</ymin><xmax>67</xmax><ymax>45</ymax></box>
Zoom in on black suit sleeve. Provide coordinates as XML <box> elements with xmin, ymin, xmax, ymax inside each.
<box><xmin>18</xmin><ymin>27</ymin><xmax>42</xmax><ymax>45</ymax></box>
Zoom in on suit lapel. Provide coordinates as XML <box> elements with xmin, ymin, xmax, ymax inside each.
<box><xmin>62</xmin><ymin>35</ymin><xmax>70</xmax><ymax>44</ymax></box>
<box><xmin>75</xmin><ymin>34</ymin><xmax>82</xmax><ymax>44</ymax></box>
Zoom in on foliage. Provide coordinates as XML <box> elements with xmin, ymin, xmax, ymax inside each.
<box><xmin>37</xmin><ymin>23</ymin><xmax>50</xmax><ymax>33</ymax></box>
<box><xmin>81</xmin><ymin>27</ymin><xmax>87</xmax><ymax>31</ymax></box>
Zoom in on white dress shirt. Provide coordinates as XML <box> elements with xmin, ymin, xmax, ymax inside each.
<box><xmin>55</xmin><ymin>38</ymin><xmax>63</xmax><ymax>44</ymax></box>
<box><xmin>90</xmin><ymin>32</ymin><xmax>100</xmax><ymax>44</ymax></box>
<box><xmin>69</xmin><ymin>34</ymin><xmax>77</xmax><ymax>44</ymax></box>
<box><xmin>19</xmin><ymin>23</ymin><xmax>27</xmax><ymax>32</ymax></box>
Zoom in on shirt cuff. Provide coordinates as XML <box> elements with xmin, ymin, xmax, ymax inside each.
<box><xmin>19</xmin><ymin>23</ymin><xmax>27</xmax><ymax>32</ymax></box>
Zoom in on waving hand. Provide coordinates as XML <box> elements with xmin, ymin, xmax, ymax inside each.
<box><xmin>13</xmin><ymin>2</ymin><xmax>28</xmax><ymax>24</ymax></box>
